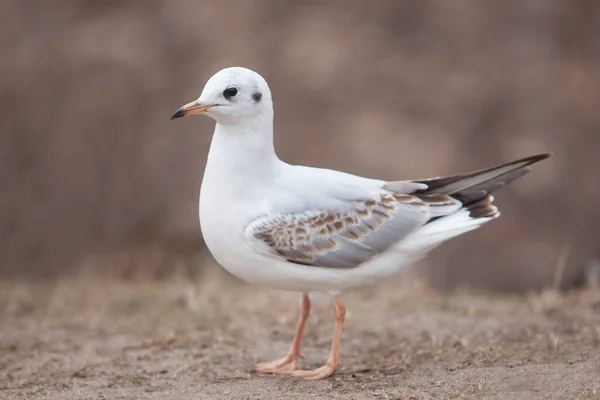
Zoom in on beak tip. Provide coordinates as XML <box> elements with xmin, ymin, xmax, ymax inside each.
<box><xmin>170</xmin><ymin>107</ymin><xmax>185</xmax><ymax>120</ymax></box>
<box><xmin>170</xmin><ymin>101</ymin><xmax>213</xmax><ymax>120</ymax></box>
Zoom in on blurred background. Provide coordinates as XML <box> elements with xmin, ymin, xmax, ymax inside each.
<box><xmin>1</xmin><ymin>0</ymin><xmax>599</xmax><ymax>291</ymax></box>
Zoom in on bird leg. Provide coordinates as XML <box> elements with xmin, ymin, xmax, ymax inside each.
<box><xmin>255</xmin><ymin>293</ymin><xmax>311</xmax><ymax>374</ymax></box>
<box><xmin>292</xmin><ymin>296</ymin><xmax>345</xmax><ymax>380</ymax></box>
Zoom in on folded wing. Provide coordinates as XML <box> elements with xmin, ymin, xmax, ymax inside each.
<box><xmin>246</xmin><ymin>153</ymin><xmax>551</xmax><ymax>269</ymax></box>
<box><xmin>245</xmin><ymin>193</ymin><xmax>460</xmax><ymax>268</ymax></box>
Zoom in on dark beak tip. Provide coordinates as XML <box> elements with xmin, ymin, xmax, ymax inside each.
<box><xmin>170</xmin><ymin>107</ymin><xmax>185</xmax><ymax>120</ymax></box>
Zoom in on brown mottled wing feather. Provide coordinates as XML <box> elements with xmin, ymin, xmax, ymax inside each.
<box><xmin>412</xmin><ymin>153</ymin><xmax>551</xmax><ymax>205</ymax></box>
<box><xmin>245</xmin><ymin>193</ymin><xmax>461</xmax><ymax>269</ymax></box>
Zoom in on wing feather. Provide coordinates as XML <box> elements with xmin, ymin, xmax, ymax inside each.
<box><xmin>246</xmin><ymin>193</ymin><xmax>461</xmax><ymax>269</ymax></box>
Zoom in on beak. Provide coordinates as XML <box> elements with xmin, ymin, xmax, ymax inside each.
<box><xmin>170</xmin><ymin>101</ymin><xmax>215</xmax><ymax>120</ymax></box>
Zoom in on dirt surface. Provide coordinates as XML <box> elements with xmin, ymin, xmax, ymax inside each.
<box><xmin>1</xmin><ymin>268</ymin><xmax>600</xmax><ymax>400</ymax></box>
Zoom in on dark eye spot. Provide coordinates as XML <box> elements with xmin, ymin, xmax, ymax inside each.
<box><xmin>223</xmin><ymin>86</ymin><xmax>238</xmax><ymax>100</ymax></box>
<box><xmin>252</xmin><ymin>92</ymin><xmax>262</xmax><ymax>103</ymax></box>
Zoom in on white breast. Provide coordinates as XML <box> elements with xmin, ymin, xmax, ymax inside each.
<box><xmin>195</xmin><ymin>120</ymin><xmax>419</xmax><ymax>293</ymax></box>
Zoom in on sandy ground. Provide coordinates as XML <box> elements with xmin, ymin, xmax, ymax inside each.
<box><xmin>1</xmin><ymin>268</ymin><xmax>600</xmax><ymax>400</ymax></box>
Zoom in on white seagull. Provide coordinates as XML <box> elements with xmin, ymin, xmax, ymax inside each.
<box><xmin>171</xmin><ymin>67</ymin><xmax>550</xmax><ymax>380</ymax></box>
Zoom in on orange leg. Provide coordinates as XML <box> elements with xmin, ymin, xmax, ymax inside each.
<box><xmin>292</xmin><ymin>296</ymin><xmax>345</xmax><ymax>380</ymax></box>
<box><xmin>255</xmin><ymin>293</ymin><xmax>311</xmax><ymax>374</ymax></box>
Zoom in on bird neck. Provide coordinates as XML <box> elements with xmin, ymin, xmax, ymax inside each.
<box><xmin>205</xmin><ymin>114</ymin><xmax>280</xmax><ymax>180</ymax></box>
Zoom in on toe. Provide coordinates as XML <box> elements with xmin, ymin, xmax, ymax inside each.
<box><xmin>303</xmin><ymin>368</ymin><xmax>334</xmax><ymax>380</ymax></box>
<box><xmin>291</xmin><ymin>368</ymin><xmax>317</xmax><ymax>378</ymax></box>
<box><xmin>291</xmin><ymin>363</ymin><xmax>338</xmax><ymax>380</ymax></box>
<box><xmin>255</xmin><ymin>356</ymin><xmax>297</xmax><ymax>374</ymax></box>
<box><xmin>256</xmin><ymin>363</ymin><xmax>295</xmax><ymax>374</ymax></box>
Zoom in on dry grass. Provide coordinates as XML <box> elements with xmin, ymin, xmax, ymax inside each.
<box><xmin>1</xmin><ymin>265</ymin><xmax>600</xmax><ymax>399</ymax></box>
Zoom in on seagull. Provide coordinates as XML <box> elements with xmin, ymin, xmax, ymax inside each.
<box><xmin>171</xmin><ymin>66</ymin><xmax>550</xmax><ymax>380</ymax></box>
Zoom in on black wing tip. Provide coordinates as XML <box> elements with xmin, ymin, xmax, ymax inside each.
<box><xmin>496</xmin><ymin>152</ymin><xmax>552</xmax><ymax>175</ymax></box>
<box><xmin>519</xmin><ymin>152</ymin><xmax>552</xmax><ymax>166</ymax></box>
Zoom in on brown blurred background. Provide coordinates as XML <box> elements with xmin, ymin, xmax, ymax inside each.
<box><xmin>1</xmin><ymin>0</ymin><xmax>599</xmax><ymax>291</ymax></box>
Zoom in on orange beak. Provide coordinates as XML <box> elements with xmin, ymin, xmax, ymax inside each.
<box><xmin>170</xmin><ymin>101</ymin><xmax>215</xmax><ymax>120</ymax></box>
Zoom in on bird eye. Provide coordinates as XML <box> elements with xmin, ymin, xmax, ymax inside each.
<box><xmin>223</xmin><ymin>86</ymin><xmax>238</xmax><ymax>99</ymax></box>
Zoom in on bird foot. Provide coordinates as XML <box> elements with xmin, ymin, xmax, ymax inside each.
<box><xmin>255</xmin><ymin>353</ymin><xmax>299</xmax><ymax>374</ymax></box>
<box><xmin>291</xmin><ymin>360</ymin><xmax>340</xmax><ymax>380</ymax></box>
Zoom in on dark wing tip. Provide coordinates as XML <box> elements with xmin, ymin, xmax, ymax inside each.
<box><xmin>413</xmin><ymin>152</ymin><xmax>552</xmax><ymax>205</ymax></box>
<box><xmin>520</xmin><ymin>152</ymin><xmax>552</xmax><ymax>165</ymax></box>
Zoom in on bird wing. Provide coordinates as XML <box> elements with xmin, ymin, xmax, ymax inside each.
<box><xmin>245</xmin><ymin>192</ymin><xmax>461</xmax><ymax>269</ymax></box>
<box><xmin>245</xmin><ymin>153</ymin><xmax>551</xmax><ymax>269</ymax></box>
